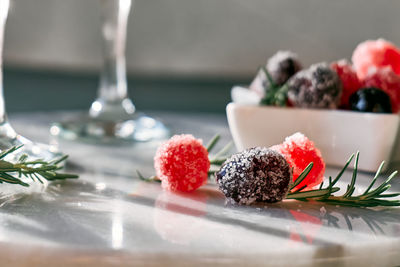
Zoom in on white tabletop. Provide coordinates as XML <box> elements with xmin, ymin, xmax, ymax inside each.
<box><xmin>0</xmin><ymin>111</ymin><xmax>399</xmax><ymax>267</ymax></box>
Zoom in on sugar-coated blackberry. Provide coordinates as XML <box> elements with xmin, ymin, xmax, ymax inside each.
<box><xmin>349</xmin><ymin>87</ymin><xmax>392</xmax><ymax>113</ymax></box>
<box><xmin>267</xmin><ymin>50</ymin><xmax>302</xmax><ymax>86</ymax></box>
<box><xmin>216</xmin><ymin>147</ymin><xmax>292</xmax><ymax>205</ymax></box>
<box><xmin>287</xmin><ymin>62</ymin><xmax>342</xmax><ymax>109</ymax></box>
<box><xmin>249</xmin><ymin>50</ymin><xmax>301</xmax><ymax>98</ymax></box>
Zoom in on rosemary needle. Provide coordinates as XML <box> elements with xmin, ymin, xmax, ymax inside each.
<box><xmin>259</xmin><ymin>67</ymin><xmax>289</xmax><ymax>107</ymax></box>
<box><xmin>0</xmin><ymin>146</ymin><xmax>78</xmax><ymax>187</ymax></box>
<box><xmin>286</xmin><ymin>153</ymin><xmax>400</xmax><ymax>208</ymax></box>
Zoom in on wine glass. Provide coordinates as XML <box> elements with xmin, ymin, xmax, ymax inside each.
<box><xmin>52</xmin><ymin>0</ymin><xmax>169</xmax><ymax>143</ymax></box>
<box><xmin>0</xmin><ymin>0</ymin><xmax>61</xmax><ymax>160</ymax></box>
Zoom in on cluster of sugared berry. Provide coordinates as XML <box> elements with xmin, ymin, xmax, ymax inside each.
<box><xmin>216</xmin><ymin>132</ymin><xmax>324</xmax><ymax>205</ymax></box>
<box><xmin>154</xmin><ymin>133</ymin><xmax>325</xmax><ymax>205</ymax></box>
<box><xmin>250</xmin><ymin>39</ymin><xmax>400</xmax><ymax>114</ymax></box>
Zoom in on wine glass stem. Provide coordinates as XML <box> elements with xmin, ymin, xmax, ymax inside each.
<box><xmin>99</xmin><ymin>0</ymin><xmax>132</xmax><ymax>103</ymax></box>
<box><xmin>0</xmin><ymin>0</ymin><xmax>10</xmax><ymax>124</ymax></box>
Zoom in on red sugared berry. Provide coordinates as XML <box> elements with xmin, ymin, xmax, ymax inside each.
<box><xmin>352</xmin><ymin>39</ymin><xmax>400</xmax><ymax>80</ymax></box>
<box><xmin>362</xmin><ymin>67</ymin><xmax>400</xmax><ymax>113</ymax></box>
<box><xmin>271</xmin><ymin>133</ymin><xmax>325</xmax><ymax>191</ymax></box>
<box><xmin>154</xmin><ymin>134</ymin><xmax>210</xmax><ymax>192</ymax></box>
<box><xmin>330</xmin><ymin>59</ymin><xmax>361</xmax><ymax>108</ymax></box>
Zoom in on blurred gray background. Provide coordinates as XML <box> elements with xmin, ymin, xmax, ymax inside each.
<box><xmin>3</xmin><ymin>0</ymin><xmax>400</xmax><ymax>112</ymax></box>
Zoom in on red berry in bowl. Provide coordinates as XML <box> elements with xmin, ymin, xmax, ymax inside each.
<box><xmin>271</xmin><ymin>133</ymin><xmax>325</xmax><ymax>191</ymax></box>
<box><xmin>352</xmin><ymin>39</ymin><xmax>400</xmax><ymax>80</ymax></box>
<box><xmin>154</xmin><ymin>134</ymin><xmax>210</xmax><ymax>192</ymax></box>
<box><xmin>330</xmin><ymin>59</ymin><xmax>361</xmax><ymax>108</ymax></box>
<box><xmin>362</xmin><ymin>67</ymin><xmax>400</xmax><ymax>113</ymax></box>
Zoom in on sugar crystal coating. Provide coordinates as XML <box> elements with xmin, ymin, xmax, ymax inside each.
<box><xmin>216</xmin><ymin>147</ymin><xmax>292</xmax><ymax>205</ymax></box>
<box><xmin>287</xmin><ymin>62</ymin><xmax>342</xmax><ymax>109</ymax></box>
<box><xmin>154</xmin><ymin>134</ymin><xmax>210</xmax><ymax>192</ymax></box>
<box><xmin>352</xmin><ymin>39</ymin><xmax>400</xmax><ymax>80</ymax></box>
<box><xmin>271</xmin><ymin>132</ymin><xmax>325</xmax><ymax>191</ymax></box>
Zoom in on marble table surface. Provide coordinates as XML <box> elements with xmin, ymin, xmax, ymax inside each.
<box><xmin>0</xmin><ymin>111</ymin><xmax>399</xmax><ymax>267</ymax></box>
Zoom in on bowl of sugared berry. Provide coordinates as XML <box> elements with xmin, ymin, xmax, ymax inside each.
<box><xmin>227</xmin><ymin>39</ymin><xmax>400</xmax><ymax>172</ymax></box>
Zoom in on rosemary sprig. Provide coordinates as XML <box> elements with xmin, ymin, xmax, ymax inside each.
<box><xmin>136</xmin><ymin>170</ymin><xmax>161</xmax><ymax>183</ymax></box>
<box><xmin>259</xmin><ymin>67</ymin><xmax>289</xmax><ymax>107</ymax></box>
<box><xmin>286</xmin><ymin>152</ymin><xmax>400</xmax><ymax>207</ymax></box>
<box><xmin>207</xmin><ymin>134</ymin><xmax>232</xmax><ymax>167</ymax></box>
<box><xmin>0</xmin><ymin>146</ymin><xmax>78</xmax><ymax>187</ymax></box>
<box><xmin>206</xmin><ymin>134</ymin><xmax>220</xmax><ymax>152</ymax></box>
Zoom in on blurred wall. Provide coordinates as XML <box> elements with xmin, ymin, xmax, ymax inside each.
<box><xmin>4</xmin><ymin>0</ymin><xmax>400</xmax><ymax>77</ymax></box>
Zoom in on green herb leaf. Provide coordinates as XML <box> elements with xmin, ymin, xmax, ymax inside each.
<box><xmin>206</xmin><ymin>134</ymin><xmax>220</xmax><ymax>153</ymax></box>
<box><xmin>259</xmin><ymin>67</ymin><xmax>289</xmax><ymax>107</ymax></box>
<box><xmin>287</xmin><ymin>152</ymin><xmax>400</xmax><ymax>208</ymax></box>
<box><xmin>0</xmin><ymin>146</ymin><xmax>78</xmax><ymax>187</ymax></box>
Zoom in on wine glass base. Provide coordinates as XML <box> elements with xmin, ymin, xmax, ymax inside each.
<box><xmin>0</xmin><ymin>121</ymin><xmax>63</xmax><ymax>161</ymax></box>
<box><xmin>51</xmin><ymin>113</ymin><xmax>170</xmax><ymax>144</ymax></box>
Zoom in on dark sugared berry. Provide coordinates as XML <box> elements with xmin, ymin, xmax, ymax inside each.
<box><xmin>249</xmin><ymin>51</ymin><xmax>302</xmax><ymax>98</ymax></box>
<box><xmin>267</xmin><ymin>50</ymin><xmax>302</xmax><ymax>86</ymax></box>
<box><xmin>287</xmin><ymin>62</ymin><xmax>342</xmax><ymax>109</ymax></box>
<box><xmin>349</xmin><ymin>87</ymin><xmax>392</xmax><ymax>113</ymax></box>
<box><xmin>216</xmin><ymin>147</ymin><xmax>292</xmax><ymax>205</ymax></box>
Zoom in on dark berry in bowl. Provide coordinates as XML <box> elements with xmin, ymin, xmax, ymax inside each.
<box><xmin>287</xmin><ymin>62</ymin><xmax>343</xmax><ymax>109</ymax></box>
<box><xmin>267</xmin><ymin>50</ymin><xmax>302</xmax><ymax>86</ymax></box>
<box><xmin>349</xmin><ymin>87</ymin><xmax>392</xmax><ymax>113</ymax></box>
<box><xmin>249</xmin><ymin>51</ymin><xmax>302</xmax><ymax>98</ymax></box>
<box><xmin>215</xmin><ymin>147</ymin><xmax>292</xmax><ymax>205</ymax></box>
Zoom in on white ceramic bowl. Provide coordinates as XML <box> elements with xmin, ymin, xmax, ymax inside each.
<box><xmin>226</xmin><ymin>102</ymin><xmax>400</xmax><ymax>172</ymax></box>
